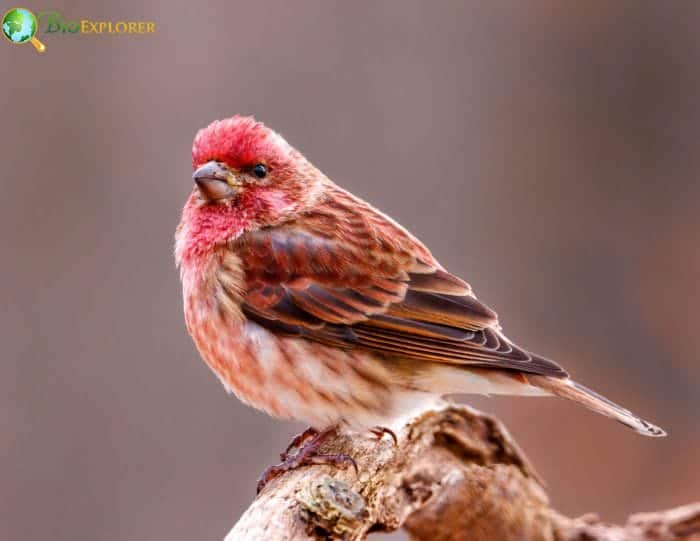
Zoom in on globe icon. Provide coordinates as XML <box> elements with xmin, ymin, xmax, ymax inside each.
<box><xmin>2</xmin><ymin>7</ymin><xmax>46</xmax><ymax>53</ymax></box>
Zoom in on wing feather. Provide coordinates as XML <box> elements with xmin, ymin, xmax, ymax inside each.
<box><xmin>230</xmin><ymin>188</ymin><xmax>567</xmax><ymax>378</ymax></box>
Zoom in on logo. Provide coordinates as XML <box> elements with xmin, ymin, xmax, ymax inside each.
<box><xmin>2</xmin><ymin>7</ymin><xmax>45</xmax><ymax>52</ymax></box>
<box><xmin>2</xmin><ymin>7</ymin><xmax>156</xmax><ymax>53</ymax></box>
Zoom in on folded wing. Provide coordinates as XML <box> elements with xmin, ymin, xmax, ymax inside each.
<box><xmin>231</xmin><ymin>188</ymin><xmax>567</xmax><ymax>378</ymax></box>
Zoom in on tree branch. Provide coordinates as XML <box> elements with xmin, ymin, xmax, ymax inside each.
<box><xmin>226</xmin><ymin>404</ymin><xmax>699</xmax><ymax>541</ymax></box>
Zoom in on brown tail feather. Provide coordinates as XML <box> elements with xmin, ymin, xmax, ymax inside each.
<box><xmin>528</xmin><ymin>375</ymin><xmax>666</xmax><ymax>437</ymax></box>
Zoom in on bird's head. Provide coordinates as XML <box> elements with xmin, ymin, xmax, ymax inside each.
<box><xmin>176</xmin><ymin>116</ymin><xmax>326</xmax><ymax>262</ymax></box>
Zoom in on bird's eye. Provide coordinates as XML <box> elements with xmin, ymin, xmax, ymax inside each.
<box><xmin>253</xmin><ymin>163</ymin><xmax>267</xmax><ymax>179</ymax></box>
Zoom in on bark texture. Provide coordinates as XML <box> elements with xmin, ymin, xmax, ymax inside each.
<box><xmin>227</xmin><ymin>404</ymin><xmax>699</xmax><ymax>541</ymax></box>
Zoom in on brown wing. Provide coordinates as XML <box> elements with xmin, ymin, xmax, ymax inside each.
<box><xmin>232</xmin><ymin>187</ymin><xmax>567</xmax><ymax>378</ymax></box>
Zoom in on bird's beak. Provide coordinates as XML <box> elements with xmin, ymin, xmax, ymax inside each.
<box><xmin>193</xmin><ymin>161</ymin><xmax>240</xmax><ymax>202</ymax></box>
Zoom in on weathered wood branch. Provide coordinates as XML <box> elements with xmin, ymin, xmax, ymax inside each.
<box><xmin>227</xmin><ymin>404</ymin><xmax>700</xmax><ymax>541</ymax></box>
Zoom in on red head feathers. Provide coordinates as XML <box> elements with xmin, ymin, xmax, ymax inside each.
<box><xmin>192</xmin><ymin>115</ymin><xmax>294</xmax><ymax>171</ymax></box>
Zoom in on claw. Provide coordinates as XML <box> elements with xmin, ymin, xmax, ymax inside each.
<box><xmin>369</xmin><ymin>426</ymin><xmax>398</xmax><ymax>446</ymax></box>
<box><xmin>307</xmin><ymin>452</ymin><xmax>359</xmax><ymax>475</ymax></box>
<box><xmin>257</xmin><ymin>463</ymin><xmax>286</xmax><ymax>495</ymax></box>
<box><xmin>280</xmin><ymin>427</ymin><xmax>319</xmax><ymax>460</ymax></box>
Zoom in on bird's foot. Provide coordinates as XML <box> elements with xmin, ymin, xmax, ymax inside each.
<box><xmin>369</xmin><ymin>426</ymin><xmax>398</xmax><ymax>446</ymax></box>
<box><xmin>257</xmin><ymin>426</ymin><xmax>358</xmax><ymax>494</ymax></box>
<box><xmin>279</xmin><ymin>426</ymin><xmax>319</xmax><ymax>460</ymax></box>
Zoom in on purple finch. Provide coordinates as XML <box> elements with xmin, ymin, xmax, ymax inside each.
<box><xmin>175</xmin><ymin>115</ymin><xmax>665</xmax><ymax>454</ymax></box>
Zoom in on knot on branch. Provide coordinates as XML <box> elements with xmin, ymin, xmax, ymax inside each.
<box><xmin>298</xmin><ymin>477</ymin><xmax>368</xmax><ymax>538</ymax></box>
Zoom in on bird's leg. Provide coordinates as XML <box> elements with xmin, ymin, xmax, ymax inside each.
<box><xmin>369</xmin><ymin>426</ymin><xmax>398</xmax><ymax>446</ymax></box>
<box><xmin>279</xmin><ymin>426</ymin><xmax>319</xmax><ymax>460</ymax></box>
<box><xmin>257</xmin><ymin>426</ymin><xmax>358</xmax><ymax>494</ymax></box>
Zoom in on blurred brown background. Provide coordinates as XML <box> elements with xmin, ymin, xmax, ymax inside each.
<box><xmin>1</xmin><ymin>1</ymin><xmax>698</xmax><ymax>539</ymax></box>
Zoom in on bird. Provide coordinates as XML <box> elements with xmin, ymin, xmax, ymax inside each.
<box><xmin>175</xmin><ymin>115</ymin><xmax>665</xmax><ymax>490</ymax></box>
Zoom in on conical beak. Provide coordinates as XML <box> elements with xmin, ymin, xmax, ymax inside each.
<box><xmin>193</xmin><ymin>161</ymin><xmax>239</xmax><ymax>201</ymax></box>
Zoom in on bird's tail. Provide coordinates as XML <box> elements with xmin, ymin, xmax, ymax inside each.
<box><xmin>528</xmin><ymin>375</ymin><xmax>666</xmax><ymax>437</ymax></box>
